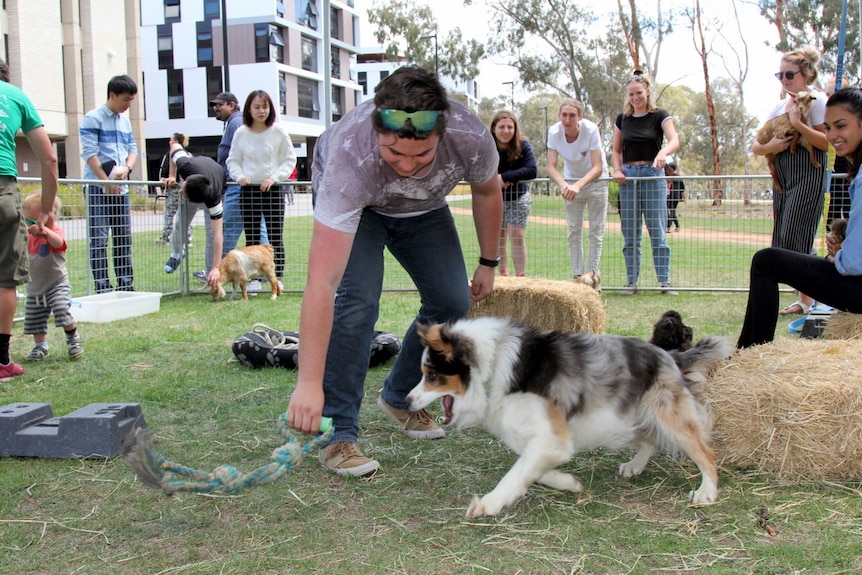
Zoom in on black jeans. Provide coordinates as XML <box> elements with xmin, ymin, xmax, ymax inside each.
<box><xmin>737</xmin><ymin>247</ymin><xmax>862</xmax><ymax>348</ymax></box>
<box><xmin>240</xmin><ymin>186</ymin><xmax>285</xmax><ymax>278</ymax></box>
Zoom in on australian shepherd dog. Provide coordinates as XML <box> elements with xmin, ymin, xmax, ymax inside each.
<box><xmin>210</xmin><ymin>244</ymin><xmax>281</xmax><ymax>301</ymax></box>
<box><xmin>407</xmin><ymin>317</ymin><xmax>732</xmax><ymax>517</ymax></box>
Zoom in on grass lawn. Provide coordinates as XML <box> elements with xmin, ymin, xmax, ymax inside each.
<box><xmin>1</xmin><ymin>291</ymin><xmax>860</xmax><ymax>575</ymax></box>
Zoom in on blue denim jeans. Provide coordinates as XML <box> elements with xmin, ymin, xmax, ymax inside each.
<box><xmin>619</xmin><ymin>163</ymin><xmax>670</xmax><ymax>284</ymax></box>
<box><xmin>322</xmin><ymin>206</ymin><xmax>471</xmax><ymax>444</ymax></box>
<box><xmin>221</xmin><ymin>185</ymin><xmax>268</xmax><ymax>256</ymax></box>
<box><xmin>84</xmin><ymin>186</ymin><xmax>133</xmax><ymax>293</ymax></box>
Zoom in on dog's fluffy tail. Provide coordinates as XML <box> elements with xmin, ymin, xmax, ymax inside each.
<box><xmin>669</xmin><ymin>336</ymin><xmax>733</xmax><ymax>400</ymax></box>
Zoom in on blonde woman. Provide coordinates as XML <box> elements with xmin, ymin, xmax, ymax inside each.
<box><xmin>611</xmin><ymin>71</ymin><xmax>680</xmax><ymax>295</ymax></box>
<box><xmin>753</xmin><ymin>46</ymin><xmax>829</xmax><ymax>316</ymax></box>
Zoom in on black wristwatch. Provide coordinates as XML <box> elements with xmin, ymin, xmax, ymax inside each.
<box><xmin>479</xmin><ymin>256</ymin><xmax>501</xmax><ymax>268</ymax></box>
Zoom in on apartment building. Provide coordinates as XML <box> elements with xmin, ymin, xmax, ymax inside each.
<box><xmin>140</xmin><ymin>0</ymin><xmax>362</xmax><ymax>181</ymax></box>
<box><xmin>0</xmin><ymin>0</ymin><xmax>143</xmax><ymax>180</ymax></box>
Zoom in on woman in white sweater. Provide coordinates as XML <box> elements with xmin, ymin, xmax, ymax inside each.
<box><xmin>226</xmin><ymin>90</ymin><xmax>296</xmax><ymax>281</ymax></box>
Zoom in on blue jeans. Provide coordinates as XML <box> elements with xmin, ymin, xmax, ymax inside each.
<box><xmin>322</xmin><ymin>207</ymin><xmax>471</xmax><ymax>444</ymax></box>
<box><xmin>85</xmin><ymin>186</ymin><xmax>133</xmax><ymax>293</ymax></box>
<box><xmin>619</xmin><ymin>164</ymin><xmax>670</xmax><ymax>284</ymax></box>
<box><xmin>221</xmin><ymin>185</ymin><xmax>268</xmax><ymax>256</ymax></box>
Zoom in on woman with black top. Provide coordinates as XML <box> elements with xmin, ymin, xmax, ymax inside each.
<box><xmin>611</xmin><ymin>71</ymin><xmax>680</xmax><ymax>295</ymax></box>
<box><xmin>490</xmin><ymin>110</ymin><xmax>538</xmax><ymax>277</ymax></box>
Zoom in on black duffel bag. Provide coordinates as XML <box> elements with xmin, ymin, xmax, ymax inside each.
<box><xmin>232</xmin><ymin>323</ymin><xmax>401</xmax><ymax>369</ymax></box>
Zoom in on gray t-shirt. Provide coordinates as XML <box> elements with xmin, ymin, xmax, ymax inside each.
<box><xmin>313</xmin><ymin>99</ymin><xmax>499</xmax><ymax>233</ymax></box>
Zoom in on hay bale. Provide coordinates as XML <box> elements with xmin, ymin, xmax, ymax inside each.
<box><xmin>822</xmin><ymin>311</ymin><xmax>862</xmax><ymax>340</ymax></box>
<box><xmin>469</xmin><ymin>276</ymin><xmax>605</xmax><ymax>334</ymax></box>
<box><xmin>707</xmin><ymin>339</ymin><xmax>862</xmax><ymax>480</ymax></box>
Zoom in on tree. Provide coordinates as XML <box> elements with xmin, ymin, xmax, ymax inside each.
<box><xmin>367</xmin><ymin>0</ymin><xmax>484</xmax><ymax>83</ymax></box>
<box><xmin>758</xmin><ymin>0</ymin><xmax>859</xmax><ymax>81</ymax></box>
<box><xmin>481</xmin><ymin>0</ymin><xmax>632</xmax><ymax>134</ymax></box>
<box><xmin>687</xmin><ymin>0</ymin><xmax>722</xmax><ymax>204</ymax></box>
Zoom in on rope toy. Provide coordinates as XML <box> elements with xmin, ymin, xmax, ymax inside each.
<box><xmin>122</xmin><ymin>415</ymin><xmax>333</xmax><ymax>495</ymax></box>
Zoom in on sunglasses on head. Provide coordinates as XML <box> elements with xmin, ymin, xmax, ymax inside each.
<box><xmin>625</xmin><ymin>75</ymin><xmax>646</xmax><ymax>84</ymax></box>
<box><xmin>774</xmin><ymin>70</ymin><xmax>801</xmax><ymax>81</ymax></box>
<box><xmin>378</xmin><ymin>109</ymin><xmax>441</xmax><ymax>133</ymax></box>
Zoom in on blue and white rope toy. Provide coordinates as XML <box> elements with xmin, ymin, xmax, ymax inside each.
<box><xmin>123</xmin><ymin>415</ymin><xmax>333</xmax><ymax>495</ymax></box>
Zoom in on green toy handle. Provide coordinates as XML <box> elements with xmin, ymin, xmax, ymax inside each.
<box><xmin>319</xmin><ymin>417</ymin><xmax>333</xmax><ymax>433</ymax></box>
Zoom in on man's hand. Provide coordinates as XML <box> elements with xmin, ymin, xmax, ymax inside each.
<box><xmin>470</xmin><ymin>265</ymin><xmax>496</xmax><ymax>302</ymax></box>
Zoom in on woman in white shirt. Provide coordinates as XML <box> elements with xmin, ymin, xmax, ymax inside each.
<box><xmin>227</xmin><ymin>90</ymin><xmax>296</xmax><ymax>281</ymax></box>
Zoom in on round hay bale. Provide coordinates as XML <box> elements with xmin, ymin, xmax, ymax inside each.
<box><xmin>707</xmin><ymin>339</ymin><xmax>862</xmax><ymax>480</ymax></box>
<box><xmin>469</xmin><ymin>276</ymin><xmax>605</xmax><ymax>334</ymax></box>
<box><xmin>822</xmin><ymin>311</ymin><xmax>862</xmax><ymax>340</ymax></box>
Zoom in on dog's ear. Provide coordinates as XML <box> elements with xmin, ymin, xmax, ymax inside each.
<box><xmin>417</xmin><ymin>322</ymin><xmax>453</xmax><ymax>359</ymax></box>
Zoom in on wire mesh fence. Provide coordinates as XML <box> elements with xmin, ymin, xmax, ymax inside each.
<box><xmin>16</xmin><ymin>172</ymin><xmax>824</xmax><ymax>319</ymax></box>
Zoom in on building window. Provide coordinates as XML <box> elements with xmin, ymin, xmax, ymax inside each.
<box><xmin>197</xmin><ymin>21</ymin><xmax>213</xmax><ymax>66</ymax></box>
<box><xmin>203</xmin><ymin>0</ymin><xmax>219</xmax><ymax>20</ymax></box>
<box><xmin>167</xmin><ymin>69</ymin><xmax>184</xmax><ymax>119</ymax></box>
<box><xmin>164</xmin><ymin>0</ymin><xmax>180</xmax><ymax>22</ymax></box>
<box><xmin>331</xmin><ymin>46</ymin><xmax>341</xmax><ymax>79</ymax></box>
<box><xmin>157</xmin><ymin>24</ymin><xmax>173</xmax><ymax>69</ymax></box>
<box><xmin>276</xmin><ymin>0</ymin><xmax>286</xmax><ymax>18</ymax></box>
<box><xmin>330</xmin><ymin>6</ymin><xmax>340</xmax><ymax>39</ymax></box>
<box><xmin>331</xmin><ymin>86</ymin><xmax>343</xmax><ymax>122</ymax></box>
<box><xmin>207</xmin><ymin>66</ymin><xmax>222</xmax><ymax>118</ymax></box>
<box><xmin>296</xmin><ymin>0</ymin><xmax>318</xmax><ymax>30</ymax></box>
<box><xmin>297</xmin><ymin>78</ymin><xmax>319</xmax><ymax>119</ymax></box>
<box><xmin>301</xmin><ymin>36</ymin><xmax>317</xmax><ymax>72</ymax></box>
<box><xmin>358</xmin><ymin>71</ymin><xmax>367</xmax><ymax>96</ymax></box>
<box><xmin>279</xmin><ymin>72</ymin><xmax>288</xmax><ymax>114</ymax></box>
<box><xmin>256</xmin><ymin>24</ymin><xmax>284</xmax><ymax>63</ymax></box>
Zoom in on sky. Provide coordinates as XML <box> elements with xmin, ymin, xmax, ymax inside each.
<box><xmin>354</xmin><ymin>0</ymin><xmax>806</xmax><ymax>122</ymax></box>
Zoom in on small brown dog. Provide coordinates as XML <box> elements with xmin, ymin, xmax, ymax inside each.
<box><xmin>574</xmin><ymin>271</ymin><xmax>602</xmax><ymax>292</ymax></box>
<box><xmin>756</xmin><ymin>91</ymin><xmax>821</xmax><ymax>194</ymax></box>
<box><xmin>210</xmin><ymin>244</ymin><xmax>281</xmax><ymax>301</ymax></box>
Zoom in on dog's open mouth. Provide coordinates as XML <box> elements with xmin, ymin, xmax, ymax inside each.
<box><xmin>442</xmin><ymin>395</ymin><xmax>454</xmax><ymax>425</ymax></box>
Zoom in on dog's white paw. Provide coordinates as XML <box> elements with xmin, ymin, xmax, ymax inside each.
<box><xmin>538</xmin><ymin>470</ymin><xmax>583</xmax><ymax>492</ymax></box>
<box><xmin>619</xmin><ymin>461</ymin><xmax>646</xmax><ymax>478</ymax></box>
<box><xmin>689</xmin><ymin>486</ymin><xmax>718</xmax><ymax>506</ymax></box>
<box><xmin>466</xmin><ymin>495</ymin><xmax>504</xmax><ymax>518</ymax></box>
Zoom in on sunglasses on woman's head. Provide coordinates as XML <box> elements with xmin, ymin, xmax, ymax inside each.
<box><xmin>625</xmin><ymin>75</ymin><xmax>646</xmax><ymax>84</ymax></box>
<box><xmin>378</xmin><ymin>109</ymin><xmax>441</xmax><ymax>133</ymax></box>
<box><xmin>774</xmin><ymin>71</ymin><xmax>801</xmax><ymax>81</ymax></box>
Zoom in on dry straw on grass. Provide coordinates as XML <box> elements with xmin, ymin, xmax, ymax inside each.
<box><xmin>823</xmin><ymin>311</ymin><xmax>862</xmax><ymax>340</ymax></box>
<box><xmin>469</xmin><ymin>276</ymin><xmax>606</xmax><ymax>334</ymax></box>
<box><xmin>707</xmin><ymin>339</ymin><xmax>862</xmax><ymax>480</ymax></box>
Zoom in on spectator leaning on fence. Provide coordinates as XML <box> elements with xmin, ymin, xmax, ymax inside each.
<box><xmin>738</xmin><ymin>87</ymin><xmax>862</xmax><ymax>348</ymax></box>
<box><xmin>490</xmin><ymin>110</ymin><xmax>537</xmax><ymax>277</ymax></box>
<box><xmin>0</xmin><ymin>57</ymin><xmax>59</xmax><ymax>380</ymax></box>
<box><xmin>79</xmin><ymin>74</ymin><xmax>138</xmax><ymax>294</ymax></box>
<box><xmin>226</xmin><ymin>90</ymin><xmax>295</xmax><ymax>285</ymax></box>
<box><xmin>155</xmin><ymin>132</ymin><xmax>193</xmax><ymax>246</ymax></box>
<box><xmin>546</xmin><ymin>98</ymin><xmax>609</xmax><ymax>281</ymax></box>
<box><xmin>611</xmin><ymin>70</ymin><xmax>680</xmax><ymax>296</ymax></box>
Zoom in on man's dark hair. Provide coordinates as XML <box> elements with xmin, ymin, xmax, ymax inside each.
<box><xmin>107</xmin><ymin>74</ymin><xmax>138</xmax><ymax>98</ymax></box>
<box><xmin>0</xmin><ymin>58</ymin><xmax>9</xmax><ymax>83</ymax></box>
<box><xmin>371</xmin><ymin>66</ymin><xmax>449</xmax><ymax>138</ymax></box>
<box><xmin>183</xmin><ymin>174</ymin><xmax>214</xmax><ymax>204</ymax></box>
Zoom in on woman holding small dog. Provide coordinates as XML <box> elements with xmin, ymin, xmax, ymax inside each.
<box><xmin>752</xmin><ymin>45</ymin><xmax>829</xmax><ymax>316</ymax></box>
<box><xmin>738</xmin><ymin>87</ymin><xmax>862</xmax><ymax>348</ymax></box>
<box><xmin>226</xmin><ymin>90</ymin><xmax>296</xmax><ymax>283</ymax></box>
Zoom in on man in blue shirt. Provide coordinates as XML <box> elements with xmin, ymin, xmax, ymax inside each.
<box><xmin>79</xmin><ymin>75</ymin><xmax>138</xmax><ymax>293</ymax></box>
